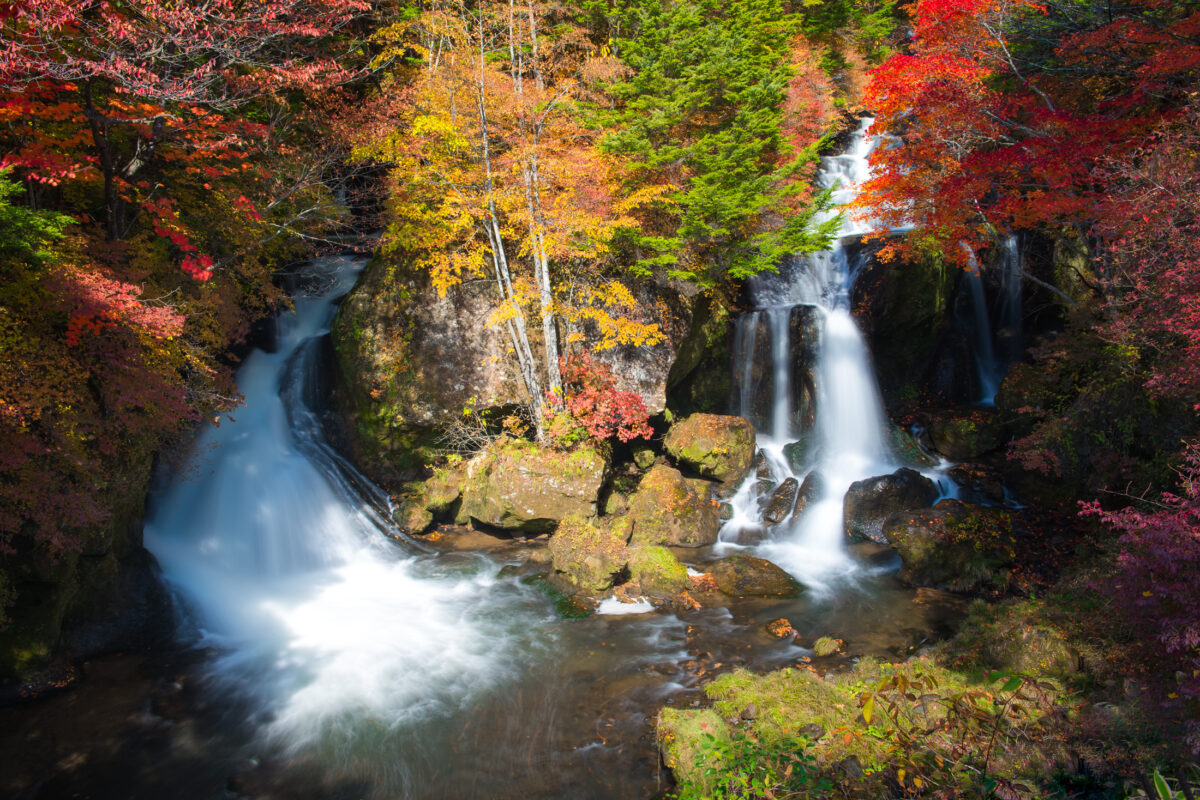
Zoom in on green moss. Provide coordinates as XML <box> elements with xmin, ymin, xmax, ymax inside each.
<box><xmin>546</xmin><ymin>515</ymin><xmax>629</xmax><ymax>594</ymax></box>
<box><xmin>628</xmin><ymin>545</ymin><xmax>688</xmax><ymax>596</ymax></box>
<box><xmin>657</xmin><ymin>707</ymin><xmax>731</xmax><ymax>792</ymax></box>
<box><xmin>519</xmin><ymin>574</ymin><xmax>593</xmax><ymax>619</ymax></box>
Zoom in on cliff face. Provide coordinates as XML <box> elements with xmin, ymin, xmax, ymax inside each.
<box><xmin>331</xmin><ymin>254</ymin><xmax>731</xmax><ymax>485</ymax></box>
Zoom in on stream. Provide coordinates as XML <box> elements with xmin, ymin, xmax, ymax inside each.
<box><xmin>1</xmin><ymin>124</ymin><xmax>971</xmax><ymax>800</ymax></box>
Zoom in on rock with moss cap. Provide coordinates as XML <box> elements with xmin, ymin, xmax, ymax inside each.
<box><xmin>627</xmin><ymin>464</ymin><xmax>721</xmax><ymax>548</ymax></box>
<box><xmin>882</xmin><ymin>500</ymin><xmax>1017</xmax><ymax>592</ymax></box>
<box><xmin>663</xmin><ymin>413</ymin><xmax>756</xmax><ymax>484</ymax></box>
<box><xmin>708</xmin><ymin>555</ymin><xmax>802</xmax><ymax>598</ymax></box>
<box><xmin>628</xmin><ymin>545</ymin><xmax>689</xmax><ymax>597</ymax></box>
<box><xmin>547</xmin><ymin>516</ymin><xmax>631</xmax><ymax>594</ymax></box>
<box><xmin>459</xmin><ymin>439</ymin><xmax>609</xmax><ymax>533</ymax></box>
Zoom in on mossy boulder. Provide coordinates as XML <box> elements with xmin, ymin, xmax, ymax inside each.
<box><xmin>658</xmin><ymin>656</ymin><xmax>1064</xmax><ymax>798</ymax></box>
<box><xmin>939</xmin><ymin>599</ymin><xmax>1082</xmax><ymax>678</ymax></box>
<box><xmin>418</xmin><ymin>465</ymin><xmax>466</xmax><ymax>515</ymax></box>
<box><xmin>927</xmin><ymin>410</ymin><xmax>1003</xmax><ymax>461</ymax></box>
<box><xmin>656</xmin><ymin>707</ymin><xmax>731</xmax><ymax>793</ymax></box>
<box><xmin>394</xmin><ymin>502</ymin><xmax>434</xmax><ymax>534</ymax></box>
<box><xmin>627</xmin><ymin>464</ymin><xmax>721</xmax><ymax>548</ymax></box>
<box><xmin>628</xmin><ymin>545</ymin><xmax>689</xmax><ymax>597</ymax></box>
<box><xmin>708</xmin><ymin>555</ymin><xmax>801</xmax><ymax>598</ymax></box>
<box><xmin>843</xmin><ymin>468</ymin><xmax>939</xmax><ymax>544</ymax></box>
<box><xmin>882</xmin><ymin>500</ymin><xmax>1017</xmax><ymax>593</ymax></box>
<box><xmin>663</xmin><ymin>413</ymin><xmax>756</xmax><ymax>485</ymax></box>
<box><xmin>459</xmin><ymin>440</ymin><xmax>609</xmax><ymax>533</ymax></box>
<box><xmin>547</xmin><ymin>516</ymin><xmax>631</xmax><ymax>594</ymax></box>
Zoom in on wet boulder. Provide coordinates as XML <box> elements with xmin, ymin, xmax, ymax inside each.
<box><xmin>628</xmin><ymin>465</ymin><xmax>722</xmax><ymax>548</ymax></box>
<box><xmin>881</xmin><ymin>500</ymin><xmax>1017</xmax><ymax>593</ymax></box>
<box><xmin>708</xmin><ymin>555</ymin><xmax>802</xmax><ymax>598</ymax></box>
<box><xmin>794</xmin><ymin>471</ymin><xmax>825</xmax><ymax>517</ymax></box>
<box><xmin>927</xmin><ymin>410</ymin><xmax>1003</xmax><ymax>461</ymax></box>
<box><xmin>628</xmin><ymin>546</ymin><xmax>690</xmax><ymax>597</ymax></box>
<box><xmin>394</xmin><ymin>501</ymin><xmax>434</xmax><ymax>534</ymax></box>
<box><xmin>663</xmin><ymin>413</ymin><xmax>757</xmax><ymax>485</ymax></box>
<box><xmin>418</xmin><ymin>465</ymin><xmax>466</xmax><ymax>515</ymax></box>
<box><xmin>762</xmin><ymin>478</ymin><xmax>799</xmax><ymax>524</ymax></box>
<box><xmin>460</xmin><ymin>440</ymin><xmax>609</xmax><ymax>533</ymax></box>
<box><xmin>547</xmin><ymin>516</ymin><xmax>631</xmax><ymax>594</ymax></box>
<box><xmin>843</xmin><ymin>468</ymin><xmax>939</xmax><ymax>544</ymax></box>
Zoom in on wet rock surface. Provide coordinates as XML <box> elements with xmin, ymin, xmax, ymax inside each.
<box><xmin>627</xmin><ymin>465</ymin><xmax>721</xmax><ymax>548</ymax></box>
<box><xmin>843</xmin><ymin>468</ymin><xmax>939</xmax><ymax>544</ymax></box>
<box><xmin>708</xmin><ymin>555</ymin><xmax>802</xmax><ymax>598</ymax></box>
<box><xmin>663</xmin><ymin>413</ymin><xmax>757</xmax><ymax>485</ymax></box>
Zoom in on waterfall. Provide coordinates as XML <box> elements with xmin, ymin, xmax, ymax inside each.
<box><xmin>963</xmin><ymin>235</ymin><xmax>1024</xmax><ymax>405</ymax></box>
<box><xmin>724</xmin><ymin>118</ymin><xmax>897</xmax><ymax>590</ymax></box>
<box><xmin>143</xmin><ymin>256</ymin><xmax>548</xmax><ymax>776</ymax></box>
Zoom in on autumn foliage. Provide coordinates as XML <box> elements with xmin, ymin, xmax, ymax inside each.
<box><xmin>550</xmin><ymin>352</ymin><xmax>653</xmax><ymax>443</ymax></box>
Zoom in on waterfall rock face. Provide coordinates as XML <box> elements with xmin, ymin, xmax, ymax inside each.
<box><xmin>628</xmin><ymin>464</ymin><xmax>721</xmax><ymax>548</ymax></box>
<box><xmin>842</xmin><ymin>468</ymin><xmax>939</xmax><ymax>544</ymax></box>
<box><xmin>459</xmin><ymin>441</ymin><xmax>609</xmax><ymax>533</ymax></box>
<box><xmin>663</xmin><ymin>413</ymin><xmax>757</xmax><ymax>485</ymax></box>
<box><xmin>333</xmin><ymin>255</ymin><xmax>717</xmax><ymax>484</ymax></box>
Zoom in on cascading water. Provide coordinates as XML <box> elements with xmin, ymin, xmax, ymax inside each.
<box><xmin>962</xmin><ymin>235</ymin><xmax>1024</xmax><ymax>405</ymax></box>
<box><xmin>143</xmin><ymin>256</ymin><xmax>700</xmax><ymax>798</ymax></box>
<box><xmin>722</xmin><ymin>118</ymin><xmax>899</xmax><ymax>591</ymax></box>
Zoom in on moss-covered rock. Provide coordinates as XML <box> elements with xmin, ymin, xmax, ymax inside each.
<box><xmin>657</xmin><ymin>707</ymin><xmax>731</xmax><ymax>793</ymax></box>
<box><xmin>459</xmin><ymin>439</ymin><xmax>609</xmax><ymax>533</ymax></box>
<box><xmin>658</xmin><ymin>655</ymin><xmax>1066</xmax><ymax>799</ymax></box>
<box><xmin>546</xmin><ymin>515</ymin><xmax>630</xmax><ymax>594</ymax></box>
<box><xmin>394</xmin><ymin>501</ymin><xmax>434</xmax><ymax>534</ymax></box>
<box><xmin>663</xmin><ymin>413</ymin><xmax>756</xmax><ymax>485</ymax></box>
<box><xmin>927</xmin><ymin>409</ymin><xmax>1003</xmax><ymax>460</ymax></box>
<box><xmin>419</xmin><ymin>464</ymin><xmax>466</xmax><ymax>515</ymax></box>
<box><xmin>939</xmin><ymin>598</ymin><xmax>1082</xmax><ymax>678</ymax></box>
<box><xmin>708</xmin><ymin>555</ymin><xmax>802</xmax><ymax>598</ymax></box>
<box><xmin>843</xmin><ymin>468</ymin><xmax>939</xmax><ymax>544</ymax></box>
<box><xmin>627</xmin><ymin>464</ymin><xmax>721</xmax><ymax>548</ymax></box>
<box><xmin>628</xmin><ymin>545</ymin><xmax>689</xmax><ymax>597</ymax></box>
<box><xmin>882</xmin><ymin>500</ymin><xmax>1017</xmax><ymax>593</ymax></box>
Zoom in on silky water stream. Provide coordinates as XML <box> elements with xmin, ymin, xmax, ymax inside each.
<box><xmin>2</xmin><ymin>132</ymin><xmax>970</xmax><ymax>799</ymax></box>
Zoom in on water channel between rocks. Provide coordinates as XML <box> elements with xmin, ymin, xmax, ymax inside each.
<box><xmin>2</xmin><ymin>122</ymin><xmax>971</xmax><ymax>800</ymax></box>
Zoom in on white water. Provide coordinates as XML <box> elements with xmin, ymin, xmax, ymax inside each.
<box><xmin>723</xmin><ymin>118</ymin><xmax>899</xmax><ymax>591</ymax></box>
<box><xmin>144</xmin><ymin>257</ymin><xmax>550</xmax><ymax>763</ymax></box>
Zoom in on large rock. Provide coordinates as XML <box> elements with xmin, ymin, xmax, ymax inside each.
<box><xmin>927</xmin><ymin>410</ymin><xmax>1003</xmax><ymax>461</ymax></box>
<box><xmin>663</xmin><ymin>413</ymin><xmax>756</xmax><ymax>485</ymax></box>
<box><xmin>627</xmin><ymin>465</ymin><xmax>721</xmax><ymax>548</ymax></box>
<box><xmin>460</xmin><ymin>440</ymin><xmax>609</xmax><ymax>532</ymax></box>
<box><xmin>882</xmin><ymin>500</ymin><xmax>1017</xmax><ymax>592</ymax></box>
<box><xmin>333</xmin><ymin>255</ymin><xmax>708</xmax><ymax>483</ymax></box>
<box><xmin>547</xmin><ymin>516</ymin><xmax>630</xmax><ymax>594</ymax></box>
<box><xmin>708</xmin><ymin>555</ymin><xmax>802</xmax><ymax>598</ymax></box>
<box><xmin>843</xmin><ymin>468</ymin><xmax>939</xmax><ymax>544</ymax></box>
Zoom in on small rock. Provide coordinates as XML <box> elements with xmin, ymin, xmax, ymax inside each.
<box><xmin>812</xmin><ymin>636</ymin><xmax>842</xmax><ymax>657</ymax></box>
<box><xmin>798</xmin><ymin>723</ymin><xmax>826</xmax><ymax>741</ymax></box>
<box><xmin>765</xmin><ymin>618</ymin><xmax>797</xmax><ymax>639</ymax></box>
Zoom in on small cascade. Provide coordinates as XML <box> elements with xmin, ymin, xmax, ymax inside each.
<box><xmin>724</xmin><ymin>118</ymin><xmax>899</xmax><ymax>590</ymax></box>
<box><xmin>962</xmin><ymin>236</ymin><xmax>1024</xmax><ymax>405</ymax></box>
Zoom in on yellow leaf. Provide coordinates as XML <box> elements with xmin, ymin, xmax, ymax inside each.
<box><xmin>862</xmin><ymin>695</ymin><xmax>874</xmax><ymax>725</ymax></box>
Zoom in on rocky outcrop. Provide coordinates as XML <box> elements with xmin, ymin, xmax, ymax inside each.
<box><xmin>627</xmin><ymin>465</ymin><xmax>722</xmax><ymax>548</ymax></box>
<box><xmin>882</xmin><ymin>500</ymin><xmax>1017</xmax><ymax>592</ymax></box>
<box><xmin>664</xmin><ymin>413</ymin><xmax>756</xmax><ymax>485</ymax></box>
<box><xmin>333</xmin><ymin>254</ymin><xmax>717</xmax><ymax>483</ymax></box>
<box><xmin>547</xmin><ymin>516</ymin><xmax>631</xmax><ymax>594</ymax></box>
<box><xmin>459</xmin><ymin>440</ymin><xmax>609</xmax><ymax>533</ymax></box>
<box><xmin>708</xmin><ymin>555</ymin><xmax>802</xmax><ymax>598</ymax></box>
<box><xmin>843</xmin><ymin>468</ymin><xmax>939</xmax><ymax>544</ymax></box>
